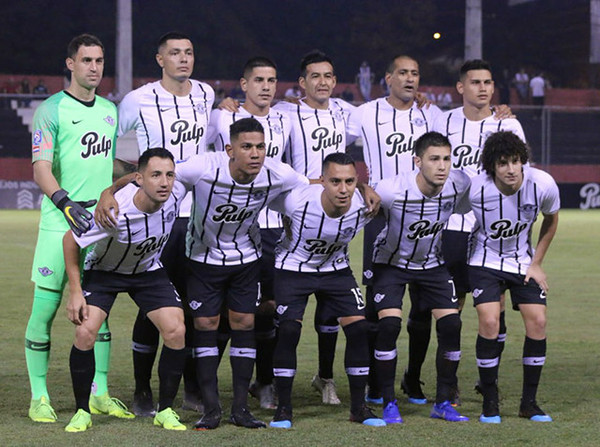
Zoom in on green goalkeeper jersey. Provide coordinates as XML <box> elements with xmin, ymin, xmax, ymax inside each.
<box><xmin>32</xmin><ymin>91</ymin><xmax>117</xmax><ymax>231</ymax></box>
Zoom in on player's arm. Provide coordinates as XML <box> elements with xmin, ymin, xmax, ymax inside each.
<box><xmin>33</xmin><ymin>160</ymin><xmax>96</xmax><ymax>237</ymax></box>
<box><xmin>217</xmin><ymin>96</ymin><xmax>240</xmax><ymax>112</ymax></box>
<box><xmin>491</xmin><ymin>104</ymin><xmax>515</xmax><ymax>120</ymax></box>
<box><xmin>524</xmin><ymin>211</ymin><xmax>559</xmax><ymax>292</ymax></box>
<box><xmin>357</xmin><ymin>181</ymin><xmax>380</xmax><ymax>217</ymax></box>
<box><xmin>63</xmin><ymin>231</ymin><xmax>88</xmax><ymax>325</ymax></box>
<box><xmin>94</xmin><ymin>171</ymin><xmax>136</xmax><ymax>228</ymax></box>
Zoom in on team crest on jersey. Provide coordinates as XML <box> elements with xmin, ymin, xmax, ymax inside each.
<box><xmin>518</xmin><ymin>204</ymin><xmax>537</xmax><ymax>219</ymax></box>
<box><xmin>341</xmin><ymin>227</ymin><xmax>355</xmax><ymax>239</ymax></box>
<box><xmin>251</xmin><ymin>190</ymin><xmax>266</xmax><ymax>201</ymax></box>
<box><xmin>333</xmin><ymin>110</ymin><xmax>344</xmax><ymax>121</ymax></box>
<box><xmin>272</xmin><ymin>123</ymin><xmax>282</xmax><ymax>135</ymax></box>
<box><xmin>411</xmin><ymin>117</ymin><xmax>426</xmax><ymax>127</ymax></box>
<box><xmin>195</xmin><ymin>103</ymin><xmax>207</xmax><ymax>114</ymax></box>
<box><xmin>442</xmin><ymin>201</ymin><xmax>454</xmax><ymax>212</ymax></box>
<box><xmin>481</xmin><ymin>130</ymin><xmax>494</xmax><ymax>141</ymax></box>
<box><xmin>104</xmin><ymin>115</ymin><xmax>115</xmax><ymax>126</ymax></box>
<box><xmin>164</xmin><ymin>211</ymin><xmax>176</xmax><ymax>223</ymax></box>
<box><xmin>38</xmin><ymin>266</ymin><xmax>53</xmax><ymax>277</ymax></box>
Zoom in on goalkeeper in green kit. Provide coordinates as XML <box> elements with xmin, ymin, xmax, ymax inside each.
<box><xmin>26</xmin><ymin>34</ymin><xmax>133</xmax><ymax>422</ymax></box>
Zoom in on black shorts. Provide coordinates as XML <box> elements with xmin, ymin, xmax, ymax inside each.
<box><xmin>441</xmin><ymin>229</ymin><xmax>471</xmax><ymax>294</ymax></box>
<box><xmin>362</xmin><ymin>215</ymin><xmax>386</xmax><ymax>286</ymax></box>
<box><xmin>81</xmin><ymin>269</ymin><xmax>182</xmax><ymax>316</ymax></box>
<box><xmin>160</xmin><ymin>217</ymin><xmax>189</xmax><ymax>299</ymax></box>
<box><xmin>186</xmin><ymin>259</ymin><xmax>260</xmax><ymax>317</ymax></box>
<box><xmin>273</xmin><ymin>268</ymin><xmax>365</xmax><ymax>322</ymax></box>
<box><xmin>468</xmin><ymin>266</ymin><xmax>548</xmax><ymax>310</ymax></box>
<box><xmin>371</xmin><ymin>263</ymin><xmax>458</xmax><ymax>313</ymax></box>
<box><xmin>259</xmin><ymin>228</ymin><xmax>282</xmax><ymax>302</ymax></box>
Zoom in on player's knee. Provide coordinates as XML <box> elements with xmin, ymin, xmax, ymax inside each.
<box><xmin>378</xmin><ymin>316</ymin><xmax>402</xmax><ymax>341</ymax></box>
<box><xmin>256</xmin><ymin>300</ymin><xmax>275</xmax><ymax>316</ymax></box>
<box><xmin>161</xmin><ymin>322</ymin><xmax>186</xmax><ymax>349</ymax></box>
<box><xmin>75</xmin><ymin>324</ymin><xmax>98</xmax><ymax>350</ymax></box>
<box><xmin>229</xmin><ymin>312</ymin><xmax>254</xmax><ymax>331</ymax></box>
<box><xmin>525</xmin><ymin>313</ymin><xmax>546</xmax><ymax>337</ymax></box>
<box><xmin>194</xmin><ymin>316</ymin><xmax>219</xmax><ymax>331</ymax></box>
<box><xmin>436</xmin><ymin>313</ymin><xmax>461</xmax><ymax>339</ymax></box>
<box><xmin>255</xmin><ymin>310</ymin><xmax>275</xmax><ymax>335</ymax></box>
<box><xmin>278</xmin><ymin>320</ymin><xmax>302</xmax><ymax>348</ymax></box>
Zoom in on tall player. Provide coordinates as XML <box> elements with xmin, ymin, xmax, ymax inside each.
<box><xmin>63</xmin><ymin>149</ymin><xmax>187</xmax><ymax>432</ymax></box>
<box><xmin>468</xmin><ymin>131</ymin><xmax>559</xmax><ymax>423</ymax></box>
<box><xmin>207</xmin><ymin>56</ymin><xmax>290</xmax><ymax>409</ymax></box>
<box><xmin>26</xmin><ymin>34</ymin><xmax>131</xmax><ymax>423</ymax></box>
<box><xmin>109</xmin><ymin>31</ymin><xmax>215</xmax><ymax>416</ymax></box>
<box><xmin>272</xmin><ymin>50</ymin><xmax>356</xmax><ymax>405</ymax></box>
<box><xmin>269</xmin><ymin>153</ymin><xmax>385</xmax><ymax>429</ymax></box>
<box><xmin>371</xmin><ymin>132</ymin><xmax>470</xmax><ymax>424</ymax></box>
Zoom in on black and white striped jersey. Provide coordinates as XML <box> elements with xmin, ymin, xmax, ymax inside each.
<box><xmin>118</xmin><ymin>80</ymin><xmax>215</xmax><ymax>217</ymax></box>
<box><xmin>373</xmin><ymin>170</ymin><xmax>471</xmax><ymax>270</ymax></box>
<box><xmin>468</xmin><ymin>166</ymin><xmax>560</xmax><ymax>274</ymax></box>
<box><xmin>347</xmin><ymin>98</ymin><xmax>443</xmax><ymax>187</ymax></box>
<box><xmin>269</xmin><ymin>184</ymin><xmax>370</xmax><ymax>272</ymax></box>
<box><xmin>433</xmin><ymin>106</ymin><xmax>526</xmax><ymax>232</ymax></box>
<box><xmin>176</xmin><ymin>152</ymin><xmax>309</xmax><ymax>266</ymax></box>
<box><xmin>73</xmin><ymin>182</ymin><xmax>186</xmax><ymax>274</ymax></box>
<box><xmin>206</xmin><ymin>106</ymin><xmax>292</xmax><ymax>229</ymax></box>
<box><xmin>273</xmin><ymin>98</ymin><xmax>355</xmax><ymax>178</ymax></box>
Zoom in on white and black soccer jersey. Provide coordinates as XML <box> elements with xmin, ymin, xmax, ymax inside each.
<box><xmin>269</xmin><ymin>184</ymin><xmax>370</xmax><ymax>273</ymax></box>
<box><xmin>433</xmin><ymin>106</ymin><xmax>525</xmax><ymax>232</ymax></box>
<box><xmin>373</xmin><ymin>170</ymin><xmax>471</xmax><ymax>270</ymax></box>
<box><xmin>206</xmin><ymin>106</ymin><xmax>292</xmax><ymax>229</ymax></box>
<box><xmin>347</xmin><ymin>98</ymin><xmax>443</xmax><ymax>187</ymax></box>
<box><xmin>118</xmin><ymin>80</ymin><xmax>215</xmax><ymax>216</ymax></box>
<box><xmin>468</xmin><ymin>166</ymin><xmax>560</xmax><ymax>274</ymax></box>
<box><xmin>73</xmin><ymin>182</ymin><xmax>187</xmax><ymax>274</ymax></box>
<box><xmin>176</xmin><ymin>152</ymin><xmax>309</xmax><ymax>266</ymax></box>
<box><xmin>273</xmin><ymin>98</ymin><xmax>355</xmax><ymax>178</ymax></box>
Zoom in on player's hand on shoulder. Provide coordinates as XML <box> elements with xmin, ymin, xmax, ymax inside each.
<box><xmin>414</xmin><ymin>91</ymin><xmax>432</xmax><ymax>109</ymax></box>
<box><xmin>359</xmin><ymin>184</ymin><xmax>381</xmax><ymax>218</ymax></box>
<box><xmin>218</xmin><ymin>97</ymin><xmax>240</xmax><ymax>112</ymax></box>
<box><xmin>95</xmin><ymin>188</ymin><xmax>119</xmax><ymax>228</ymax></box>
<box><xmin>524</xmin><ymin>263</ymin><xmax>548</xmax><ymax>293</ymax></box>
<box><xmin>492</xmin><ymin>104</ymin><xmax>516</xmax><ymax>120</ymax></box>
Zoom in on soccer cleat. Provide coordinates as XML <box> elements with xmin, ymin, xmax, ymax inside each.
<box><xmin>364</xmin><ymin>386</ymin><xmax>384</xmax><ymax>405</ymax></box>
<box><xmin>479</xmin><ymin>398</ymin><xmax>501</xmax><ymax>424</ymax></box>
<box><xmin>430</xmin><ymin>401</ymin><xmax>469</xmax><ymax>422</ymax></box>
<box><xmin>153</xmin><ymin>407</ymin><xmax>187</xmax><ymax>430</ymax></box>
<box><xmin>132</xmin><ymin>390</ymin><xmax>156</xmax><ymax>417</ymax></box>
<box><xmin>193</xmin><ymin>408</ymin><xmax>222</xmax><ymax>430</ymax></box>
<box><xmin>349</xmin><ymin>404</ymin><xmax>387</xmax><ymax>427</ymax></box>
<box><xmin>249</xmin><ymin>381</ymin><xmax>277</xmax><ymax>410</ymax></box>
<box><xmin>269</xmin><ymin>405</ymin><xmax>293</xmax><ymax>429</ymax></box>
<box><xmin>29</xmin><ymin>396</ymin><xmax>58</xmax><ymax>423</ymax></box>
<box><xmin>65</xmin><ymin>409</ymin><xmax>92</xmax><ymax>432</ymax></box>
<box><xmin>89</xmin><ymin>392</ymin><xmax>135</xmax><ymax>419</ymax></box>
<box><xmin>519</xmin><ymin>400</ymin><xmax>553</xmax><ymax>422</ymax></box>
<box><xmin>449</xmin><ymin>384</ymin><xmax>461</xmax><ymax>407</ymax></box>
<box><xmin>382</xmin><ymin>400</ymin><xmax>404</xmax><ymax>424</ymax></box>
<box><xmin>400</xmin><ymin>370</ymin><xmax>427</xmax><ymax>405</ymax></box>
<box><xmin>182</xmin><ymin>391</ymin><xmax>204</xmax><ymax>413</ymax></box>
<box><xmin>311</xmin><ymin>375</ymin><xmax>341</xmax><ymax>405</ymax></box>
<box><xmin>229</xmin><ymin>407</ymin><xmax>266</xmax><ymax>428</ymax></box>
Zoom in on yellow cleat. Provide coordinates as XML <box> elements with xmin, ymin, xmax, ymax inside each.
<box><xmin>65</xmin><ymin>409</ymin><xmax>92</xmax><ymax>432</ymax></box>
<box><xmin>154</xmin><ymin>407</ymin><xmax>187</xmax><ymax>430</ymax></box>
<box><xmin>29</xmin><ymin>396</ymin><xmax>58</xmax><ymax>423</ymax></box>
<box><xmin>89</xmin><ymin>392</ymin><xmax>135</xmax><ymax>419</ymax></box>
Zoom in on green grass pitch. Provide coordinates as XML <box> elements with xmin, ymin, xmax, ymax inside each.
<box><xmin>1</xmin><ymin>209</ymin><xmax>599</xmax><ymax>446</ymax></box>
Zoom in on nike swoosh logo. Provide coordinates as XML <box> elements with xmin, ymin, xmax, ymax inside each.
<box><xmin>483</xmin><ymin>207</ymin><xmax>498</xmax><ymax>212</ymax></box>
<box><xmin>480</xmin><ymin>360</ymin><xmax>494</xmax><ymax>366</ymax></box>
<box><xmin>532</xmin><ymin>360</ymin><xmax>543</xmax><ymax>364</ymax></box>
<box><xmin>160</xmin><ymin>107</ymin><xmax>174</xmax><ymax>112</ymax></box>
<box><xmin>132</xmin><ymin>228</ymin><xmax>144</xmax><ymax>236</ymax></box>
<box><xmin>64</xmin><ymin>206</ymin><xmax>77</xmax><ymax>224</ymax></box>
<box><xmin>451</xmin><ymin>297</ymin><xmax>458</xmax><ymax>303</ymax></box>
<box><xmin>448</xmin><ymin>131</ymin><xmax>461</xmax><ymax>136</ymax></box>
<box><xmin>377</xmin><ymin>121</ymin><xmax>391</xmax><ymax>126</ymax></box>
<box><xmin>303</xmin><ymin>224</ymin><xmax>316</xmax><ymax>229</ymax></box>
<box><xmin>358</xmin><ymin>369</ymin><xmax>369</xmax><ymax>374</ymax></box>
<box><xmin>72</xmin><ymin>120</ymin><xmax>83</xmax><ymax>124</ymax></box>
<box><xmin>238</xmin><ymin>350</ymin><xmax>254</xmax><ymax>355</ymax></box>
<box><xmin>374</xmin><ymin>353</ymin><xmax>386</xmax><ymax>359</ymax></box>
<box><xmin>301</xmin><ymin>116</ymin><xmax>312</xmax><ymax>121</ymax></box>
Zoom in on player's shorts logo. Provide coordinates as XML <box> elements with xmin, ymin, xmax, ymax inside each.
<box><xmin>276</xmin><ymin>305</ymin><xmax>288</xmax><ymax>315</ymax></box>
<box><xmin>363</xmin><ymin>269</ymin><xmax>373</xmax><ymax>280</ymax></box>
<box><xmin>189</xmin><ymin>300</ymin><xmax>202</xmax><ymax>310</ymax></box>
<box><xmin>38</xmin><ymin>266</ymin><xmax>54</xmax><ymax>277</ymax></box>
<box><xmin>473</xmin><ymin>288</ymin><xmax>484</xmax><ymax>298</ymax></box>
<box><xmin>374</xmin><ymin>293</ymin><xmax>386</xmax><ymax>303</ymax></box>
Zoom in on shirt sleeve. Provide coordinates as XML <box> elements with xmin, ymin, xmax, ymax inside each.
<box><xmin>73</xmin><ymin>219</ymin><xmax>113</xmax><ymax>249</ymax></box>
<box><xmin>175</xmin><ymin>154</ymin><xmax>205</xmax><ymax>188</ymax></box>
<box><xmin>540</xmin><ymin>174</ymin><xmax>561</xmax><ymax>215</ymax></box>
<box><xmin>375</xmin><ymin>178</ymin><xmax>395</xmax><ymax>209</ymax></box>
<box><xmin>117</xmin><ymin>91</ymin><xmax>139</xmax><ymax>138</ymax></box>
<box><xmin>31</xmin><ymin>100</ymin><xmax>58</xmax><ymax>163</ymax></box>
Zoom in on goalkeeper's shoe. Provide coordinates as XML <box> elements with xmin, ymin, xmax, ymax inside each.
<box><xmin>89</xmin><ymin>392</ymin><xmax>135</xmax><ymax>419</ymax></box>
<box><xmin>65</xmin><ymin>409</ymin><xmax>92</xmax><ymax>432</ymax></box>
<box><xmin>153</xmin><ymin>407</ymin><xmax>187</xmax><ymax>430</ymax></box>
<box><xmin>29</xmin><ymin>396</ymin><xmax>58</xmax><ymax>423</ymax></box>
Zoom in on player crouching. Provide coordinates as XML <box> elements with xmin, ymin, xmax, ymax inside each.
<box><xmin>63</xmin><ymin>149</ymin><xmax>188</xmax><ymax>432</ymax></box>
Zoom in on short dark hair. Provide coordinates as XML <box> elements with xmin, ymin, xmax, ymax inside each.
<box><xmin>300</xmin><ymin>50</ymin><xmax>334</xmax><ymax>78</ymax></box>
<box><xmin>460</xmin><ymin>59</ymin><xmax>492</xmax><ymax>80</ymax></box>
<box><xmin>138</xmin><ymin>148</ymin><xmax>175</xmax><ymax>171</ymax></box>
<box><xmin>481</xmin><ymin>131</ymin><xmax>529</xmax><ymax>176</ymax></box>
<box><xmin>386</xmin><ymin>55</ymin><xmax>418</xmax><ymax>74</ymax></box>
<box><xmin>322</xmin><ymin>152</ymin><xmax>355</xmax><ymax>174</ymax></box>
<box><xmin>67</xmin><ymin>34</ymin><xmax>104</xmax><ymax>59</ymax></box>
<box><xmin>157</xmin><ymin>31</ymin><xmax>192</xmax><ymax>51</ymax></box>
<box><xmin>413</xmin><ymin>132</ymin><xmax>451</xmax><ymax>158</ymax></box>
<box><xmin>230</xmin><ymin>118</ymin><xmax>264</xmax><ymax>141</ymax></box>
<box><xmin>243</xmin><ymin>57</ymin><xmax>277</xmax><ymax>78</ymax></box>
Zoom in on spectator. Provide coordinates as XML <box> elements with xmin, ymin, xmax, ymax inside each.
<box><xmin>436</xmin><ymin>91</ymin><xmax>452</xmax><ymax>110</ymax></box>
<box><xmin>356</xmin><ymin>61</ymin><xmax>374</xmax><ymax>101</ymax></box>
<box><xmin>33</xmin><ymin>79</ymin><xmax>49</xmax><ymax>95</ymax></box>
<box><xmin>513</xmin><ymin>67</ymin><xmax>529</xmax><ymax>104</ymax></box>
<box><xmin>19</xmin><ymin>78</ymin><xmax>32</xmax><ymax>107</ymax></box>
<box><xmin>284</xmin><ymin>85</ymin><xmax>301</xmax><ymax>99</ymax></box>
<box><xmin>530</xmin><ymin>71</ymin><xmax>548</xmax><ymax>118</ymax></box>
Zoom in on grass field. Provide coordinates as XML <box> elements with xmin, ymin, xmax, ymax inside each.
<box><xmin>1</xmin><ymin>209</ymin><xmax>599</xmax><ymax>446</ymax></box>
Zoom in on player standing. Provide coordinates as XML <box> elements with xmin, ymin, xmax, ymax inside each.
<box><xmin>469</xmin><ymin>131</ymin><xmax>559</xmax><ymax>423</ymax></box>
<box><xmin>63</xmin><ymin>149</ymin><xmax>187</xmax><ymax>432</ymax></box>
<box><xmin>273</xmin><ymin>50</ymin><xmax>355</xmax><ymax>404</ymax></box>
<box><xmin>371</xmin><ymin>132</ymin><xmax>470</xmax><ymax>423</ymax></box>
<box><xmin>269</xmin><ymin>153</ymin><xmax>385</xmax><ymax>428</ymax></box>
<box><xmin>207</xmin><ymin>56</ymin><xmax>290</xmax><ymax>409</ymax></box>
<box><xmin>26</xmin><ymin>34</ymin><xmax>130</xmax><ymax>423</ymax></box>
<box><xmin>112</xmin><ymin>31</ymin><xmax>215</xmax><ymax>415</ymax></box>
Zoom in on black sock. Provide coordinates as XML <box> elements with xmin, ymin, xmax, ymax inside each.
<box><xmin>435</xmin><ymin>313</ymin><xmax>461</xmax><ymax>403</ymax></box>
<box><xmin>273</xmin><ymin>320</ymin><xmax>302</xmax><ymax>409</ymax></box>
<box><xmin>194</xmin><ymin>329</ymin><xmax>220</xmax><ymax>412</ymax></box>
<box><xmin>343</xmin><ymin>320</ymin><xmax>370</xmax><ymax>414</ymax></box>
<box><xmin>476</xmin><ymin>334</ymin><xmax>500</xmax><ymax>400</ymax></box>
<box><xmin>374</xmin><ymin>316</ymin><xmax>402</xmax><ymax>404</ymax></box>
<box><xmin>522</xmin><ymin>337</ymin><xmax>546</xmax><ymax>403</ymax></box>
<box><xmin>498</xmin><ymin>311</ymin><xmax>507</xmax><ymax>358</ymax></box>
<box><xmin>255</xmin><ymin>311</ymin><xmax>277</xmax><ymax>385</ymax></box>
<box><xmin>315</xmin><ymin>312</ymin><xmax>338</xmax><ymax>380</ymax></box>
<box><xmin>70</xmin><ymin>345</ymin><xmax>94</xmax><ymax>412</ymax></box>
<box><xmin>132</xmin><ymin>310</ymin><xmax>159</xmax><ymax>394</ymax></box>
<box><xmin>157</xmin><ymin>346</ymin><xmax>186</xmax><ymax>411</ymax></box>
<box><xmin>216</xmin><ymin>317</ymin><xmax>231</xmax><ymax>365</ymax></box>
<box><xmin>183</xmin><ymin>315</ymin><xmax>200</xmax><ymax>397</ymax></box>
<box><xmin>230</xmin><ymin>329</ymin><xmax>256</xmax><ymax>411</ymax></box>
<box><xmin>406</xmin><ymin>309</ymin><xmax>432</xmax><ymax>381</ymax></box>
